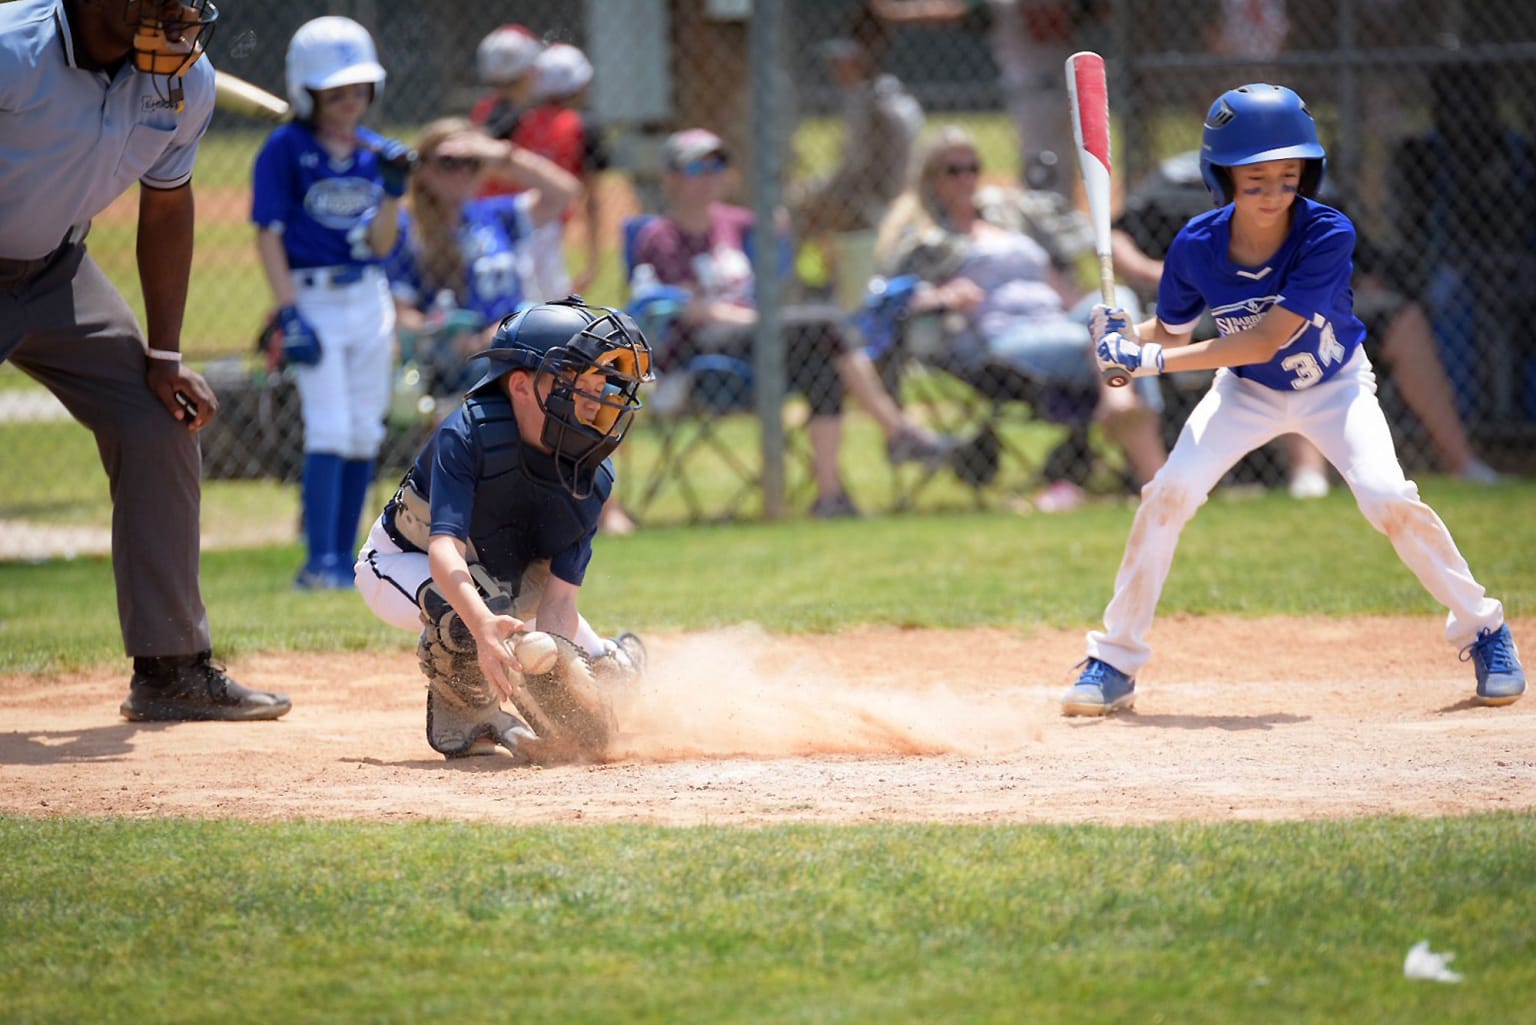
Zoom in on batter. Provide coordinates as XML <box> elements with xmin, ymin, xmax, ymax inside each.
<box><xmin>1064</xmin><ymin>83</ymin><xmax>1525</xmax><ymax>715</ymax></box>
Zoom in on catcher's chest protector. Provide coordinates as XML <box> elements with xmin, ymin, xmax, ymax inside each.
<box><xmin>462</xmin><ymin>395</ymin><xmax>610</xmax><ymax>582</ymax></box>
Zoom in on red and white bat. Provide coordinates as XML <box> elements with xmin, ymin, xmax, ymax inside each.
<box><xmin>1065</xmin><ymin>51</ymin><xmax>1128</xmax><ymax>387</ymax></box>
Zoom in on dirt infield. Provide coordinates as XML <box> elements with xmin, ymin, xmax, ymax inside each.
<box><xmin>3</xmin><ymin>615</ymin><xmax>1532</xmax><ymax>827</ymax></box>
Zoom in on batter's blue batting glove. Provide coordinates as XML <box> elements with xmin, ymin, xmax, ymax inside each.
<box><xmin>376</xmin><ymin>138</ymin><xmax>417</xmax><ymax>198</ymax></box>
<box><xmin>277</xmin><ymin>304</ymin><xmax>323</xmax><ymax>366</ymax></box>
<box><xmin>1089</xmin><ymin>303</ymin><xmax>1136</xmax><ymax>344</ymax></box>
<box><xmin>1096</xmin><ymin>333</ymin><xmax>1164</xmax><ymax>378</ymax></box>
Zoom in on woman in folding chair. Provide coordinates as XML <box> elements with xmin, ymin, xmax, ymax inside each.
<box><xmin>873</xmin><ymin>125</ymin><xmax>1167</xmax><ymax>509</ymax></box>
<box><xmin>633</xmin><ymin>128</ymin><xmax>959</xmax><ymax>519</ymax></box>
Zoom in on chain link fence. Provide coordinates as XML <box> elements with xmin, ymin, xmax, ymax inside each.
<box><xmin>4</xmin><ymin>0</ymin><xmax>1533</xmax><ymax>553</ymax></box>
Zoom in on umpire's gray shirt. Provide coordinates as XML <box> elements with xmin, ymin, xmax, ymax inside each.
<box><xmin>0</xmin><ymin>0</ymin><xmax>215</xmax><ymax>261</ymax></box>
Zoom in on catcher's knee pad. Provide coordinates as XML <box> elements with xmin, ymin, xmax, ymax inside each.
<box><xmin>415</xmin><ymin>566</ymin><xmax>515</xmax><ymax>656</ymax></box>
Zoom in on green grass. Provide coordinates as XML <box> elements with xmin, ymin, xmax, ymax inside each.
<box><xmin>5</xmin><ymin>115</ymin><xmax>1535</xmax><ymax>1025</ymax></box>
<box><xmin>2</xmin><ymin>815</ymin><xmax>1533</xmax><ymax>1024</ymax></box>
<box><xmin>2</xmin><ymin>476</ymin><xmax>1531</xmax><ymax>674</ymax></box>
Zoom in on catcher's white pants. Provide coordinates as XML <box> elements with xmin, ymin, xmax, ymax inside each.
<box><xmin>353</xmin><ymin>517</ymin><xmax>606</xmax><ymax>656</ymax></box>
<box><xmin>1086</xmin><ymin>348</ymin><xmax>1505</xmax><ymax>675</ymax></box>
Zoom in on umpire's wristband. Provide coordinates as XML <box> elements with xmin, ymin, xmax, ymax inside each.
<box><xmin>146</xmin><ymin>347</ymin><xmax>182</xmax><ymax>362</ymax></box>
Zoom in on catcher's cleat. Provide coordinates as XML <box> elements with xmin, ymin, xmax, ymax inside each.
<box><xmin>121</xmin><ymin>652</ymin><xmax>291</xmax><ymax>722</ymax></box>
<box><xmin>1462</xmin><ymin>624</ymin><xmax>1526</xmax><ymax>707</ymax></box>
<box><xmin>592</xmin><ymin>632</ymin><xmax>646</xmax><ymax>685</ymax></box>
<box><xmin>1061</xmin><ymin>657</ymin><xmax>1136</xmax><ymax>717</ymax></box>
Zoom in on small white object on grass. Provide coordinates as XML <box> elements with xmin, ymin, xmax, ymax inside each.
<box><xmin>1403</xmin><ymin>940</ymin><xmax>1463</xmax><ymax>983</ymax></box>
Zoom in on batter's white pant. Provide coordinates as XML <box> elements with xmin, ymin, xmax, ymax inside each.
<box><xmin>353</xmin><ymin>517</ymin><xmax>606</xmax><ymax>656</ymax></box>
<box><xmin>1087</xmin><ymin>348</ymin><xmax>1505</xmax><ymax>675</ymax></box>
<box><xmin>291</xmin><ymin>266</ymin><xmax>394</xmax><ymax>458</ymax></box>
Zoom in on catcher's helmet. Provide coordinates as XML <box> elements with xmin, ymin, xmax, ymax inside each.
<box><xmin>285</xmin><ymin>16</ymin><xmax>386</xmax><ymax>121</ymax></box>
<box><xmin>1199</xmin><ymin>83</ymin><xmax>1326</xmax><ymax>205</ymax></box>
<box><xmin>469</xmin><ymin>297</ymin><xmax>654</xmax><ymax>497</ymax></box>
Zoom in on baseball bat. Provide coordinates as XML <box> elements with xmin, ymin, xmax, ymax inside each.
<box><xmin>1064</xmin><ymin>51</ymin><xmax>1128</xmax><ymax>388</ymax></box>
<box><xmin>214</xmin><ymin>71</ymin><xmax>289</xmax><ymax>122</ymax></box>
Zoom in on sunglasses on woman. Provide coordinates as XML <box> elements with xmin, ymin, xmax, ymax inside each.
<box><xmin>431</xmin><ymin>155</ymin><xmax>484</xmax><ymax>174</ymax></box>
<box><xmin>941</xmin><ymin>161</ymin><xmax>982</xmax><ymax>177</ymax></box>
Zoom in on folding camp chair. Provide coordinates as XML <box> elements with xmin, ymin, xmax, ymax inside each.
<box><xmin>855</xmin><ymin>274</ymin><xmax>1104</xmax><ymax>510</ymax></box>
<box><xmin>617</xmin><ymin>215</ymin><xmax>807</xmax><ymax>524</ymax></box>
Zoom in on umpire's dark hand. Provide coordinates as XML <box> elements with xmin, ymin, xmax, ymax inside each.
<box><xmin>147</xmin><ymin>359</ymin><xmax>218</xmax><ymax>431</ymax></box>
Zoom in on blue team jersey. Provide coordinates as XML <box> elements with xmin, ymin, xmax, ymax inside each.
<box><xmin>1158</xmin><ymin>197</ymin><xmax>1366</xmax><ymax>391</ymax></box>
<box><xmin>251</xmin><ymin>122</ymin><xmax>392</xmax><ymax>269</ymax></box>
<box><xmin>387</xmin><ymin>194</ymin><xmax>534</xmax><ymax>323</ymax></box>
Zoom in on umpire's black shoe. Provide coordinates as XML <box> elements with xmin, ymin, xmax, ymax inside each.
<box><xmin>121</xmin><ymin>651</ymin><xmax>292</xmax><ymax>722</ymax></box>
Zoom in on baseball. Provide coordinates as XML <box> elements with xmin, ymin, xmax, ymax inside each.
<box><xmin>513</xmin><ymin>631</ymin><xmax>559</xmax><ymax>675</ymax></box>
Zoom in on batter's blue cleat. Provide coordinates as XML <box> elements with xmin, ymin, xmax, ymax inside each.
<box><xmin>1462</xmin><ymin>624</ymin><xmax>1526</xmax><ymax>706</ymax></box>
<box><xmin>1062</xmin><ymin>657</ymin><xmax>1136</xmax><ymax>717</ymax></box>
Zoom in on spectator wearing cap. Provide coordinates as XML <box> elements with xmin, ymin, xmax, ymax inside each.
<box><xmin>513</xmin><ymin>41</ymin><xmax>611</xmax><ymax>300</ymax></box>
<box><xmin>634</xmin><ymin>128</ymin><xmax>961</xmax><ymax>518</ymax></box>
<box><xmin>790</xmin><ymin>9</ymin><xmax>923</xmax><ymax>310</ymax></box>
<box><xmin>792</xmin><ymin>12</ymin><xmax>922</xmax><ymax>241</ymax></box>
<box><xmin>470</xmin><ymin>24</ymin><xmax>543</xmax><ymax>197</ymax></box>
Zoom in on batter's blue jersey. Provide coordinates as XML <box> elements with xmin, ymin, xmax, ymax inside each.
<box><xmin>1158</xmin><ymin>197</ymin><xmax>1366</xmax><ymax>391</ymax></box>
<box><xmin>251</xmin><ymin>123</ymin><xmax>392</xmax><ymax>269</ymax></box>
<box><xmin>387</xmin><ymin>195</ymin><xmax>534</xmax><ymax>324</ymax></box>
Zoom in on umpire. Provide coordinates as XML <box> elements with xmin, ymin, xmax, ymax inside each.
<box><xmin>1</xmin><ymin>0</ymin><xmax>289</xmax><ymax>721</ymax></box>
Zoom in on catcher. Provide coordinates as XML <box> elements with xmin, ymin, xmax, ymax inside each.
<box><xmin>354</xmin><ymin>297</ymin><xmax>652</xmax><ymax>761</ymax></box>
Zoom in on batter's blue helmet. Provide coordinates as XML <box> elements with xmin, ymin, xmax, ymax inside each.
<box><xmin>469</xmin><ymin>297</ymin><xmax>654</xmax><ymax>497</ymax></box>
<box><xmin>1200</xmin><ymin>84</ymin><xmax>1326</xmax><ymax>204</ymax></box>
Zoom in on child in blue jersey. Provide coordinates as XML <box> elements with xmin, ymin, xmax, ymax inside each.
<box><xmin>387</xmin><ymin>117</ymin><xmax>581</xmax><ymax>400</ymax></box>
<box><xmin>252</xmin><ymin>16</ymin><xmax>417</xmax><ymax>590</ymax></box>
<box><xmin>1062</xmin><ymin>83</ymin><xmax>1525</xmax><ymax>716</ymax></box>
<box><xmin>354</xmin><ymin>298</ymin><xmax>653</xmax><ymax>759</ymax></box>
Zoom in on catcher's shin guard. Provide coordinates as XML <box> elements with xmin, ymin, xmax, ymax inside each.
<box><xmin>508</xmin><ymin>632</ymin><xmax>618</xmax><ymax>761</ymax></box>
<box><xmin>416</xmin><ymin>578</ymin><xmax>533</xmax><ymax>759</ymax></box>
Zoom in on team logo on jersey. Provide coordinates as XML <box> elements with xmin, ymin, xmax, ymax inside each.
<box><xmin>1211</xmin><ymin>295</ymin><xmax>1278</xmax><ymax>337</ymax></box>
<box><xmin>303</xmin><ymin>177</ymin><xmax>378</xmax><ymax>229</ymax></box>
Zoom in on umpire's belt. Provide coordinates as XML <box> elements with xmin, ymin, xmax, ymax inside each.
<box><xmin>293</xmin><ymin>265</ymin><xmax>369</xmax><ymax>289</ymax></box>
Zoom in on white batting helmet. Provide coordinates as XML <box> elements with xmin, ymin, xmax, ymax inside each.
<box><xmin>285</xmin><ymin>16</ymin><xmax>386</xmax><ymax>120</ymax></box>
<box><xmin>534</xmin><ymin>43</ymin><xmax>593</xmax><ymax>102</ymax></box>
<box><xmin>477</xmin><ymin>24</ymin><xmax>542</xmax><ymax>85</ymax></box>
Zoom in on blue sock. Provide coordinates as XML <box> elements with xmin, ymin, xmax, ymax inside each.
<box><xmin>335</xmin><ymin>458</ymin><xmax>376</xmax><ymax>568</ymax></box>
<box><xmin>300</xmin><ymin>452</ymin><xmax>343</xmax><ymax>574</ymax></box>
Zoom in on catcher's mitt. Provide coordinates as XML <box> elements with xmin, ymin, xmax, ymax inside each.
<box><xmin>506</xmin><ymin>632</ymin><xmax>618</xmax><ymax>763</ymax></box>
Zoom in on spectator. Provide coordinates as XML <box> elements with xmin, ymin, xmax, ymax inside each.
<box><xmin>253</xmin><ymin>17</ymin><xmax>414</xmax><ymax>591</ymax></box>
<box><xmin>870</xmin><ymin>0</ymin><xmax>1081</xmax><ymax>194</ymax></box>
<box><xmin>518</xmin><ymin>41</ymin><xmax>611</xmax><ymax>300</ymax></box>
<box><xmin>1386</xmin><ymin>59</ymin><xmax>1536</xmax><ymax>425</ymax></box>
<box><xmin>634</xmin><ymin>128</ymin><xmax>960</xmax><ymax>518</ymax></box>
<box><xmin>874</xmin><ymin>124</ymin><xmax>1167</xmax><ymax>504</ymax></box>
<box><xmin>793</xmin><ymin>11</ymin><xmax>923</xmax><ymax>242</ymax></box>
<box><xmin>469</xmin><ymin>24</ymin><xmax>544</xmax><ymax>182</ymax></box>
<box><xmin>1112</xmin><ymin>149</ymin><xmax>1499</xmax><ymax>497</ymax></box>
<box><xmin>388</xmin><ymin>118</ymin><xmax>581</xmax><ymax>402</ymax></box>
<box><xmin>2</xmin><ymin>0</ymin><xmax>289</xmax><ymax>720</ymax></box>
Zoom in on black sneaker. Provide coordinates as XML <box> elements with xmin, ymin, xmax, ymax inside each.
<box><xmin>120</xmin><ymin>651</ymin><xmax>292</xmax><ymax>722</ymax></box>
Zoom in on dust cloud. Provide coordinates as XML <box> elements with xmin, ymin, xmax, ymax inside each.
<box><xmin>610</xmin><ymin>625</ymin><xmax>1046</xmax><ymax>762</ymax></box>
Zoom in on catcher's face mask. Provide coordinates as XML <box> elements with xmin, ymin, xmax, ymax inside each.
<box><xmin>130</xmin><ymin>0</ymin><xmax>218</xmax><ymax>107</ymax></box>
<box><xmin>533</xmin><ymin>313</ymin><xmax>653</xmax><ymax>498</ymax></box>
